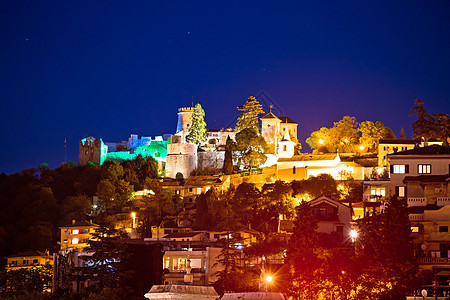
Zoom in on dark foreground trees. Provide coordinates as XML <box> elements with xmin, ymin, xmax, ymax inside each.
<box><xmin>286</xmin><ymin>196</ymin><xmax>417</xmax><ymax>299</ymax></box>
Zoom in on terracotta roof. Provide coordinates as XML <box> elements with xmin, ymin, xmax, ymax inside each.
<box><xmin>60</xmin><ymin>220</ymin><xmax>100</xmax><ymax>228</ymax></box>
<box><xmin>163</xmin><ymin>232</ymin><xmax>204</xmax><ymax>239</ymax></box>
<box><xmin>7</xmin><ymin>250</ymin><xmax>51</xmax><ymax>258</ymax></box>
<box><xmin>379</xmin><ymin>139</ymin><xmax>417</xmax><ymax>145</ymax></box>
<box><xmin>278</xmin><ymin>154</ymin><xmax>337</xmax><ymax>162</ymax></box>
<box><xmin>403</xmin><ymin>174</ymin><xmax>450</xmax><ymax>183</ymax></box>
<box><xmin>279</xmin><ymin>116</ymin><xmax>297</xmax><ymax>124</ymax></box>
<box><xmin>389</xmin><ymin>145</ymin><xmax>450</xmax><ymax>156</ymax></box>
<box><xmin>185</xmin><ymin>176</ymin><xmax>222</xmax><ymax>186</ymax></box>
<box><xmin>260</xmin><ymin>112</ymin><xmax>281</xmax><ymax>120</ymax></box>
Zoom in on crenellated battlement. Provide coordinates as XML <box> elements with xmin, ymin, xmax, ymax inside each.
<box><xmin>178</xmin><ymin>107</ymin><xmax>194</xmax><ymax>113</ymax></box>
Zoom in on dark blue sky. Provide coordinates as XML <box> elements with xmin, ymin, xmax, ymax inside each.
<box><xmin>1</xmin><ymin>1</ymin><xmax>450</xmax><ymax>174</ymax></box>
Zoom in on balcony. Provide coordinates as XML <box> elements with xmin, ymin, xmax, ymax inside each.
<box><xmin>419</xmin><ymin>257</ymin><xmax>450</xmax><ymax>265</ymax></box>
<box><xmin>437</xmin><ymin>197</ymin><xmax>450</xmax><ymax>207</ymax></box>
<box><xmin>408</xmin><ymin>197</ymin><xmax>427</xmax><ymax>207</ymax></box>
<box><xmin>409</xmin><ymin>213</ymin><xmax>424</xmax><ymax>221</ymax></box>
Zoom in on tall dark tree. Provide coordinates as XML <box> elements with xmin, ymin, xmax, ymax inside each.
<box><xmin>287</xmin><ymin>201</ymin><xmax>323</xmax><ymax>299</ymax></box>
<box><xmin>79</xmin><ymin>227</ymin><xmax>133</xmax><ymax>297</ymax></box>
<box><xmin>409</xmin><ymin>99</ymin><xmax>436</xmax><ymax>140</ymax></box>
<box><xmin>222</xmin><ymin>136</ymin><xmax>234</xmax><ymax>175</ymax></box>
<box><xmin>355</xmin><ymin>195</ymin><xmax>418</xmax><ymax>298</ymax></box>
<box><xmin>235</xmin><ymin>96</ymin><xmax>264</xmax><ymax>133</ymax></box>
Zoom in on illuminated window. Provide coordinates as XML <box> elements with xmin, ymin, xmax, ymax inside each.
<box><xmin>72</xmin><ymin>229</ymin><xmax>79</xmax><ymax>235</ymax></box>
<box><xmin>418</xmin><ymin>164</ymin><xmax>431</xmax><ymax>174</ymax></box>
<box><xmin>392</xmin><ymin>164</ymin><xmax>409</xmax><ymax>174</ymax></box>
<box><xmin>411</xmin><ymin>226</ymin><xmax>419</xmax><ymax>233</ymax></box>
<box><xmin>173</xmin><ymin>258</ymin><xmax>186</xmax><ymax>271</ymax></box>
<box><xmin>72</xmin><ymin>238</ymin><xmax>79</xmax><ymax>244</ymax></box>
<box><xmin>398</xmin><ymin>186</ymin><xmax>406</xmax><ymax>197</ymax></box>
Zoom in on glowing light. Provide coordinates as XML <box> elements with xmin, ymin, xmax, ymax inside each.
<box><xmin>72</xmin><ymin>238</ymin><xmax>79</xmax><ymax>244</ymax></box>
<box><xmin>318</xmin><ymin>139</ymin><xmax>324</xmax><ymax>144</ymax></box>
<box><xmin>344</xmin><ymin>138</ymin><xmax>349</xmax><ymax>143</ymax></box>
<box><xmin>72</xmin><ymin>229</ymin><xmax>79</xmax><ymax>235</ymax></box>
<box><xmin>359</xmin><ymin>145</ymin><xmax>364</xmax><ymax>150</ymax></box>
<box><xmin>350</xmin><ymin>229</ymin><xmax>358</xmax><ymax>242</ymax></box>
<box><xmin>131</xmin><ymin>212</ymin><xmax>136</xmax><ymax>228</ymax></box>
<box><xmin>265</xmin><ymin>275</ymin><xmax>273</xmax><ymax>283</ymax></box>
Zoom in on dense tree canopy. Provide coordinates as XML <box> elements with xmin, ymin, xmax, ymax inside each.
<box><xmin>186</xmin><ymin>103</ymin><xmax>208</xmax><ymax>145</ymax></box>
<box><xmin>409</xmin><ymin>99</ymin><xmax>450</xmax><ymax>146</ymax></box>
<box><xmin>235</xmin><ymin>96</ymin><xmax>264</xmax><ymax>133</ymax></box>
<box><xmin>306</xmin><ymin>116</ymin><xmax>396</xmax><ymax>153</ymax></box>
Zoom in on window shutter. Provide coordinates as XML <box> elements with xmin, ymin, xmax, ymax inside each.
<box><xmin>390</xmin><ymin>165</ymin><xmax>394</xmax><ymax>173</ymax></box>
<box><xmin>405</xmin><ymin>186</ymin><xmax>407</xmax><ymax>198</ymax></box>
<box><xmin>395</xmin><ymin>186</ymin><xmax>399</xmax><ymax>196</ymax></box>
<box><xmin>405</xmin><ymin>164</ymin><xmax>409</xmax><ymax>174</ymax></box>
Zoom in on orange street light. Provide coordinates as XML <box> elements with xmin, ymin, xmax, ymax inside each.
<box><xmin>131</xmin><ymin>212</ymin><xmax>136</xmax><ymax>228</ymax></box>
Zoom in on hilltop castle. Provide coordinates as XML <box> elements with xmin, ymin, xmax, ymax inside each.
<box><xmin>79</xmin><ymin>106</ymin><xmax>299</xmax><ymax>179</ymax></box>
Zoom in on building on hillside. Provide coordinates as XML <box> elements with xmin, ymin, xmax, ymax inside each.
<box><xmin>403</xmin><ymin>174</ymin><xmax>450</xmax><ymax>208</ymax></box>
<box><xmin>409</xmin><ymin>204</ymin><xmax>450</xmax><ymax>289</ymax></box>
<box><xmin>59</xmin><ymin>220</ymin><xmax>99</xmax><ymax>251</ymax></box>
<box><xmin>162</xmin><ymin>246</ymin><xmax>223</xmax><ymax>285</ymax></box>
<box><xmin>308</xmin><ymin>195</ymin><xmax>352</xmax><ymax>242</ymax></box>
<box><xmin>261</xmin><ymin>112</ymin><xmax>299</xmax><ymax>155</ymax></box>
<box><xmin>277</xmin><ymin>153</ymin><xmax>366</xmax><ymax>182</ymax></box>
<box><xmin>5</xmin><ymin>250</ymin><xmax>53</xmax><ymax>270</ymax></box>
<box><xmin>378</xmin><ymin>139</ymin><xmax>443</xmax><ymax>167</ymax></box>
<box><xmin>279</xmin><ymin>196</ymin><xmax>352</xmax><ymax>243</ymax></box>
<box><xmin>388</xmin><ymin>145</ymin><xmax>450</xmax><ymax>203</ymax></box>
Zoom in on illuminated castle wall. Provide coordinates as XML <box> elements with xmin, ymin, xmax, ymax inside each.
<box><xmin>78</xmin><ymin>135</ymin><xmax>169</xmax><ymax>166</ymax></box>
<box><xmin>79</xmin><ymin>137</ymin><xmax>109</xmax><ymax>166</ymax></box>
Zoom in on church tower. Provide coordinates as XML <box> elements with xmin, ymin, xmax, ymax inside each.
<box><xmin>278</xmin><ymin>127</ymin><xmax>295</xmax><ymax>158</ymax></box>
<box><xmin>261</xmin><ymin>112</ymin><xmax>281</xmax><ymax>154</ymax></box>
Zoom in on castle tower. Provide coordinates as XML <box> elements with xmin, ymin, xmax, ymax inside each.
<box><xmin>261</xmin><ymin>112</ymin><xmax>281</xmax><ymax>154</ymax></box>
<box><xmin>176</xmin><ymin>107</ymin><xmax>194</xmax><ymax>133</ymax></box>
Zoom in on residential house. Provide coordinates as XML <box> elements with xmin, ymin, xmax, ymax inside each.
<box><xmin>388</xmin><ymin>145</ymin><xmax>450</xmax><ymax>204</ymax></box>
<box><xmin>308</xmin><ymin>195</ymin><xmax>352</xmax><ymax>242</ymax></box>
<box><xmin>59</xmin><ymin>220</ymin><xmax>99</xmax><ymax>251</ymax></box>
<box><xmin>163</xmin><ymin>247</ymin><xmax>223</xmax><ymax>285</ymax></box>
<box><xmin>6</xmin><ymin>250</ymin><xmax>53</xmax><ymax>270</ymax></box>
<box><xmin>379</xmin><ymin>139</ymin><xmax>443</xmax><ymax>168</ymax></box>
<box><xmin>409</xmin><ymin>205</ymin><xmax>450</xmax><ymax>287</ymax></box>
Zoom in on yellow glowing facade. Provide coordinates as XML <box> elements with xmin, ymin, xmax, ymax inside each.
<box><xmin>6</xmin><ymin>250</ymin><xmax>53</xmax><ymax>270</ymax></box>
<box><xmin>60</xmin><ymin>220</ymin><xmax>99</xmax><ymax>251</ymax></box>
<box><xmin>277</xmin><ymin>153</ymin><xmax>365</xmax><ymax>181</ymax></box>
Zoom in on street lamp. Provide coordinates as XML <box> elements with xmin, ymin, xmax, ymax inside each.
<box><xmin>131</xmin><ymin>212</ymin><xmax>136</xmax><ymax>228</ymax></box>
<box><xmin>349</xmin><ymin>229</ymin><xmax>358</xmax><ymax>242</ymax></box>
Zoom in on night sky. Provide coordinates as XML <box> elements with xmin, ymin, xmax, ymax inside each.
<box><xmin>1</xmin><ymin>1</ymin><xmax>450</xmax><ymax>174</ymax></box>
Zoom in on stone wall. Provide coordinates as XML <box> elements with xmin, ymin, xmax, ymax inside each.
<box><xmin>166</xmin><ymin>143</ymin><xmax>198</xmax><ymax>178</ymax></box>
<box><xmin>197</xmin><ymin>151</ymin><xmax>225</xmax><ymax>171</ymax></box>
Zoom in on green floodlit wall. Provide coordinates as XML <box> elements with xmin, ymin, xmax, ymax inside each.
<box><xmin>104</xmin><ymin>140</ymin><xmax>169</xmax><ymax>163</ymax></box>
<box><xmin>134</xmin><ymin>140</ymin><xmax>169</xmax><ymax>162</ymax></box>
<box><xmin>100</xmin><ymin>141</ymin><xmax>108</xmax><ymax>165</ymax></box>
